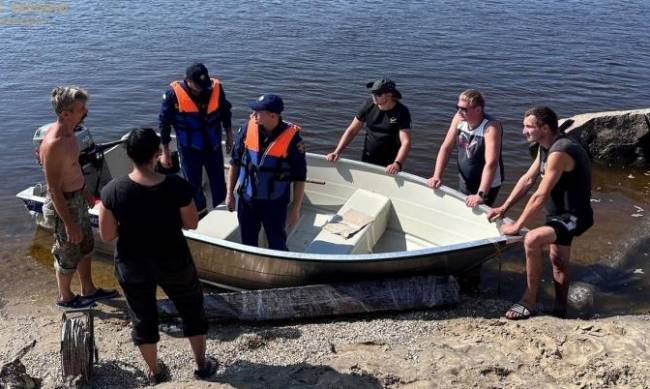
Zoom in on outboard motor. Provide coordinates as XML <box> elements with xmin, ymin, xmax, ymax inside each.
<box><xmin>33</xmin><ymin>124</ymin><xmax>113</xmax><ymax>198</ymax></box>
<box><xmin>33</xmin><ymin>124</ymin><xmax>96</xmax><ymax>163</ymax></box>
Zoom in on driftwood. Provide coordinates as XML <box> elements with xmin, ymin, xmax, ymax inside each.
<box><xmin>60</xmin><ymin>310</ymin><xmax>96</xmax><ymax>383</ymax></box>
<box><xmin>159</xmin><ymin>275</ymin><xmax>459</xmax><ymax>322</ymax></box>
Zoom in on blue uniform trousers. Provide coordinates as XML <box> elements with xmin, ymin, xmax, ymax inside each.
<box><xmin>237</xmin><ymin>196</ymin><xmax>288</xmax><ymax>251</ymax></box>
<box><xmin>178</xmin><ymin>146</ymin><xmax>226</xmax><ymax>211</ymax></box>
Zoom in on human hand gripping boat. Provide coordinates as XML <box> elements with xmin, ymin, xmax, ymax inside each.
<box><xmin>17</xmin><ymin>128</ymin><xmax>523</xmax><ymax>290</ymax></box>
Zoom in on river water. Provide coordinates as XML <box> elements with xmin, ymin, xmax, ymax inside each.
<box><xmin>1</xmin><ymin>1</ymin><xmax>649</xmax><ymax>316</ymax></box>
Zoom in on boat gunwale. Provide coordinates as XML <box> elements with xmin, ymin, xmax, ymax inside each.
<box><xmin>183</xmin><ymin>155</ymin><xmax>522</xmax><ymax>262</ymax></box>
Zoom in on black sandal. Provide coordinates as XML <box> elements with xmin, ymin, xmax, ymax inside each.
<box><xmin>194</xmin><ymin>356</ymin><xmax>218</xmax><ymax>380</ymax></box>
<box><xmin>148</xmin><ymin>361</ymin><xmax>171</xmax><ymax>386</ymax></box>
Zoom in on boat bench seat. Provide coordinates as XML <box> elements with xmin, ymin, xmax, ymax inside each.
<box><xmin>305</xmin><ymin>189</ymin><xmax>391</xmax><ymax>255</ymax></box>
<box><xmin>195</xmin><ymin>205</ymin><xmax>240</xmax><ymax>241</ymax></box>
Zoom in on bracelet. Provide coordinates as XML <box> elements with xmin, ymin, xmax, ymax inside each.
<box><xmin>394</xmin><ymin>160</ymin><xmax>402</xmax><ymax>171</ymax></box>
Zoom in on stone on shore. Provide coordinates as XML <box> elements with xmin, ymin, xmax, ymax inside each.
<box><xmin>560</xmin><ymin>108</ymin><xmax>650</xmax><ymax>166</ymax></box>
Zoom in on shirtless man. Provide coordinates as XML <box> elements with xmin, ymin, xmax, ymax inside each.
<box><xmin>40</xmin><ymin>86</ymin><xmax>118</xmax><ymax>310</ymax></box>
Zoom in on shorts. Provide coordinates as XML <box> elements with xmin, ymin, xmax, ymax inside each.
<box><xmin>545</xmin><ymin>213</ymin><xmax>593</xmax><ymax>246</ymax></box>
<box><xmin>43</xmin><ymin>191</ymin><xmax>94</xmax><ymax>274</ymax></box>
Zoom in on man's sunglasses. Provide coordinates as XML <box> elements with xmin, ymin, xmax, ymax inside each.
<box><xmin>456</xmin><ymin>105</ymin><xmax>472</xmax><ymax>112</ymax></box>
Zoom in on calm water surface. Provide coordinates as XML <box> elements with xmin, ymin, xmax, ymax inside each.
<box><xmin>1</xmin><ymin>1</ymin><xmax>649</xmax><ymax>315</ymax></box>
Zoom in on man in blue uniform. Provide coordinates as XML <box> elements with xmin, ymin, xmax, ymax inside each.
<box><xmin>159</xmin><ymin>63</ymin><xmax>232</xmax><ymax>213</ymax></box>
<box><xmin>489</xmin><ymin>106</ymin><xmax>593</xmax><ymax>320</ymax></box>
<box><xmin>226</xmin><ymin>94</ymin><xmax>307</xmax><ymax>251</ymax></box>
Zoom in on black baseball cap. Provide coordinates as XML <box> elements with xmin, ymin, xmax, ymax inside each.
<box><xmin>185</xmin><ymin>63</ymin><xmax>212</xmax><ymax>90</ymax></box>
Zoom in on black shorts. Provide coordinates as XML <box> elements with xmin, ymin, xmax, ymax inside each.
<box><xmin>545</xmin><ymin>213</ymin><xmax>593</xmax><ymax>246</ymax></box>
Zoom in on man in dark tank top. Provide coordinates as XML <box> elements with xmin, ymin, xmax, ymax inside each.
<box><xmin>488</xmin><ymin>106</ymin><xmax>593</xmax><ymax>320</ymax></box>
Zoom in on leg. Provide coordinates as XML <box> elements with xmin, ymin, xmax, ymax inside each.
<box><xmin>120</xmin><ymin>280</ymin><xmax>161</xmax><ymax>371</ymax></box>
<box><xmin>260</xmin><ymin>199</ymin><xmax>288</xmax><ymax>251</ymax></box>
<box><xmin>506</xmin><ymin>226</ymin><xmax>557</xmax><ymax>319</ymax></box>
<box><xmin>76</xmin><ymin>255</ymin><xmax>97</xmax><ymax>296</ymax></box>
<box><xmin>188</xmin><ymin>334</ymin><xmax>207</xmax><ymax>369</ymax></box>
<box><xmin>76</xmin><ymin>210</ymin><xmax>117</xmax><ymax>300</ymax></box>
<box><xmin>203</xmin><ymin>147</ymin><xmax>226</xmax><ymax>206</ymax></box>
<box><xmin>138</xmin><ymin>343</ymin><xmax>159</xmax><ymax>375</ymax></box>
<box><xmin>237</xmin><ymin>198</ymin><xmax>262</xmax><ymax>246</ymax></box>
<box><xmin>159</xmin><ymin>264</ymin><xmax>209</xmax><ymax>370</ymax></box>
<box><xmin>52</xmin><ymin>212</ymin><xmax>83</xmax><ymax>302</ymax></box>
<box><xmin>455</xmin><ymin>176</ymin><xmax>480</xmax><ymax>295</ymax></box>
<box><xmin>180</xmin><ymin>147</ymin><xmax>207</xmax><ymax>212</ymax></box>
<box><xmin>550</xmin><ymin>243</ymin><xmax>571</xmax><ymax>316</ymax></box>
<box><xmin>55</xmin><ymin>270</ymin><xmax>75</xmax><ymax>302</ymax></box>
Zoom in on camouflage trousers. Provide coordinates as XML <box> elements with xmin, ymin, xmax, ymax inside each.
<box><xmin>43</xmin><ymin>191</ymin><xmax>94</xmax><ymax>274</ymax></box>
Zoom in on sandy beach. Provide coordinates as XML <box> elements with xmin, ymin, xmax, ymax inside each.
<box><xmin>2</xmin><ymin>259</ymin><xmax>650</xmax><ymax>389</ymax></box>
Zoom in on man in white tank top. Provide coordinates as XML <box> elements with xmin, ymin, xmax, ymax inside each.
<box><xmin>427</xmin><ymin>89</ymin><xmax>504</xmax><ymax>207</ymax></box>
<box><xmin>426</xmin><ymin>89</ymin><xmax>504</xmax><ymax>296</ymax></box>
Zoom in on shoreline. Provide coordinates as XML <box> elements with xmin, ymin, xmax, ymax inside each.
<box><xmin>2</xmin><ymin>283</ymin><xmax>650</xmax><ymax>388</ymax></box>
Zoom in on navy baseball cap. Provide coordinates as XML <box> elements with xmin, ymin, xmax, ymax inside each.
<box><xmin>185</xmin><ymin>63</ymin><xmax>212</xmax><ymax>90</ymax></box>
<box><xmin>248</xmin><ymin>93</ymin><xmax>284</xmax><ymax>114</ymax></box>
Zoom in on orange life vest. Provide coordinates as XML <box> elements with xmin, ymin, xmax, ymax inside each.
<box><xmin>238</xmin><ymin>118</ymin><xmax>300</xmax><ymax>200</ymax></box>
<box><xmin>170</xmin><ymin>78</ymin><xmax>220</xmax><ymax>114</ymax></box>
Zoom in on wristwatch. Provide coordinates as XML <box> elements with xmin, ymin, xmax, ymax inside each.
<box><xmin>394</xmin><ymin>160</ymin><xmax>402</xmax><ymax>171</ymax></box>
<box><xmin>477</xmin><ymin>191</ymin><xmax>486</xmax><ymax>201</ymax></box>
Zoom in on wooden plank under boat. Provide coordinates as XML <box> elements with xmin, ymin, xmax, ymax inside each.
<box><xmin>17</xmin><ymin>136</ymin><xmax>522</xmax><ymax>290</ymax></box>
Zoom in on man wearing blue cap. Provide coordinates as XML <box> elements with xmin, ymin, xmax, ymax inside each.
<box><xmin>326</xmin><ymin>77</ymin><xmax>411</xmax><ymax>175</ymax></box>
<box><xmin>226</xmin><ymin>94</ymin><xmax>307</xmax><ymax>250</ymax></box>
<box><xmin>159</xmin><ymin>63</ymin><xmax>233</xmax><ymax>214</ymax></box>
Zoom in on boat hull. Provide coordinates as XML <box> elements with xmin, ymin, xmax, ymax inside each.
<box><xmin>17</xmin><ymin>144</ymin><xmax>522</xmax><ymax>291</ymax></box>
<box><xmin>187</xmin><ymin>234</ymin><xmax>510</xmax><ymax>290</ymax></box>
<box><xmin>18</xmin><ymin>185</ymin><xmax>517</xmax><ymax>290</ymax></box>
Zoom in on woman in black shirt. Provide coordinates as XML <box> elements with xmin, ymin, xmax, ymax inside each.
<box><xmin>326</xmin><ymin>78</ymin><xmax>411</xmax><ymax>175</ymax></box>
<box><xmin>98</xmin><ymin>128</ymin><xmax>216</xmax><ymax>383</ymax></box>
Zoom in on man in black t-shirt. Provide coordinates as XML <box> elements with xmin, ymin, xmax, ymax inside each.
<box><xmin>326</xmin><ymin>78</ymin><xmax>411</xmax><ymax>175</ymax></box>
<box><xmin>488</xmin><ymin>107</ymin><xmax>593</xmax><ymax>321</ymax></box>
